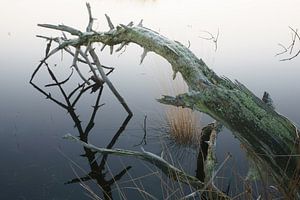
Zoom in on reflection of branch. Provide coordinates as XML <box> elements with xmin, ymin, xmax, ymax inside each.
<box><xmin>98</xmin><ymin>115</ymin><xmax>132</xmax><ymax>169</ymax></box>
<box><xmin>31</xmin><ymin>54</ymin><xmax>132</xmax><ymax>199</ymax></box>
<box><xmin>134</xmin><ymin>115</ymin><xmax>148</xmax><ymax>147</ymax></box>
<box><xmin>84</xmin><ymin>87</ymin><xmax>105</xmax><ymax>135</ymax></box>
<box><xmin>30</xmin><ymin>72</ymin><xmax>68</xmax><ymax>110</ymax></box>
<box><xmin>199</xmin><ymin>29</ymin><xmax>219</xmax><ymax>51</ymax></box>
<box><xmin>276</xmin><ymin>27</ymin><xmax>300</xmax><ymax>61</ymax></box>
<box><xmin>64</xmin><ymin>133</ymin><xmax>231</xmax><ymax>199</ymax></box>
<box><xmin>70</xmin><ymin>112</ymin><xmax>132</xmax><ymax>200</ymax></box>
<box><xmin>63</xmin><ymin>133</ymin><xmax>205</xmax><ymax>189</ymax></box>
<box><xmin>45</xmin><ymin>69</ymin><xmax>74</xmax><ymax>87</ymax></box>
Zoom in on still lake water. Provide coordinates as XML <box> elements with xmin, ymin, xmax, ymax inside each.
<box><xmin>1</xmin><ymin>0</ymin><xmax>300</xmax><ymax>199</ymax></box>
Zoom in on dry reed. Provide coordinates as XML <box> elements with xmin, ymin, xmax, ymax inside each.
<box><xmin>153</xmin><ymin>67</ymin><xmax>203</xmax><ymax>147</ymax></box>
<box><xmin>165</xmin><ymin>107</ymin><xmax>202</xmax><ymax>147</ymax></box>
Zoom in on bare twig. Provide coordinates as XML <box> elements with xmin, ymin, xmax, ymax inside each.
<box><xmin>289</xmin><ymin>27</ymin><xmax>298</xmax><ymax>55</ymax></box>
<box><xmin>64</xmin><ymin>45</ymin><xmax>114</xmax><ymax>70</ymax></box>
<box><xmin>86</xmin><ymin>3</ymin><xmax>94</xmax><ymax>32</ymax></box>
<box><xmin>89</xmin><ymin>48</ymin><xmax>133</xmax><ymax>116</ymax></box>
<box><xmin>72</xmin><ymin>48</ymin><xmax>91</xmax><ymax>84</ymax></box>
<box><xmin>45</xmin><ymin>38</ymin><xmax>52</xmax><ymax>57</ymax></box>
<box><xmin>105</xmin><ymin>14</ymin><xmax>115</xmax><ymax>30</ymax></box>
<box><xmin>134</xmin><ymin>115</ymin><xmax>148</xmax><ymax>147</ymax></box>
<box><xmin>199</xmin><ymin>29</ymin><xmax>219</xmax><ymax>51</ymax></box>
<box><xmin>77</xmin><ymin>49</ymin><xmax>99</xmax><ymax>79</ymax></box>
<box><xmin>116</xmin><ymin>41</ymin><xmax>128</xmax><ymax>52</ymax></box>
<box><xmin>275</xmin><ymin>43</ymin><xmax>289</xmax><ymax>56</ymax></box>
<box><xmin>100</xmin><ymin>14</ymin><xmax>115</xmax><ymax>54</ymax></box>
<box><xmin>38</xmin><ymin>24</ymin><xmax>82</xmax><ymax>36</ymax></box>
<box><xmin>276</xmin><ymin>26</ymin><xmax>300</xmax><ymax>61</ymax></box>
<box><xmin>140</xmin><ymin>48</ymin><xmax>149</xmax><ymax>64</ymax></box>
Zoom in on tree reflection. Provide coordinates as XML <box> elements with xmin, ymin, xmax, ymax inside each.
<box><xmin>65</xmin><ymin>114</ymin><xmax>132</xmax><ymax>200</ymax></box>
<box><xmin>30</xmin><ymin>64</ymin><xmax>132</xmax><ymax>199</ymax></box>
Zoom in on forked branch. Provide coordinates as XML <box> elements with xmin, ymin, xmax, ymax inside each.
<box><xmin>276</xmin><ymin>26</ymin><xmax>300</xmax><ymax>61</ymax></box>
<box><xmin>32</xmin><ymin>3</ymin><xmax>132</xmax><ymax>116</ymax></box>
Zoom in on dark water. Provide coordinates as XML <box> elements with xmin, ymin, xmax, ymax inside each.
<box><xmin>1</xmin><ymin>0</ymin><xmax>300</xmax><ymax>199</ymax></box>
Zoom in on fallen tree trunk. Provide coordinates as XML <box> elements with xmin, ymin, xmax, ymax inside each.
<box><xmin>37</xmin><ymin>4</ymin><xmax>300</xmax><ymax>197</ymax></box>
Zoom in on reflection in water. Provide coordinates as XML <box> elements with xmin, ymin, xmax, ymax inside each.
<box><xmin>30</xmin><ymin>62</ymin><xmax>132</xmax><ymax>199</ymax></box>
<box><xmin>30</xmin><ymin>57</ymin><xmax>225</xmax><ymax>198</ymax></box>
<box><xmin>65</xmin><ymin>115</ymin><xmax>132</xmax><ymax>200</ymax></box>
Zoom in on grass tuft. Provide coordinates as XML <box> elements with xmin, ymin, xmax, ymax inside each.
<box><xmin>165</xmin><ymin>107</ymin><xmax>202</xmax><ymax>147</ymax></box>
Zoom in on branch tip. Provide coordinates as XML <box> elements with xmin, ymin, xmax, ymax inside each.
<box><xmin>140</xmin><ymin>48</ymin><xmax>148</xmax><ymax>64</ymax></box>
<box><xmin>110</xmin><ymin>45</ymin><xmax>114</xmax><ymax>55</ymax></box>
<box><xmin>127</xmin><ymin>21</ymin><xmax>134</xmax><ymax>27</ymax></box>
<box><xmin>138</xmin><ymin>19</ymin><xmax>143</xmax><ymax>27</ymax></box>
<box><xmin>105</xmin><ymin>14</ymin><xmax>114</xmax><ymax>30</ymax></box>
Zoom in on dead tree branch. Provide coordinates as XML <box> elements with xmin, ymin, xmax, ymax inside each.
<box><xmin>276</xmin><ymin>26</ymin><xmax>300</xmax><ymax>61</ymax></box>
<box><xmin>199</xmin><ymin>29</ymin><xmax>219</xmax><ymax>51</ymax></box>
<box><xmin>32</xmin><ymin>3</ymin><xmax>132</xmax><ymax>116</ymax></box>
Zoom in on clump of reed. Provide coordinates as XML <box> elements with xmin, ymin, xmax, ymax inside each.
<box><xmin>165</xmin><ymin>106</ymin><xmax>202</xmax><ymax>147</ymax></box>
<box><xmin>153</xmin><ymin>68</ymin><xmax>203</xmax><ymax>147</ymax></box>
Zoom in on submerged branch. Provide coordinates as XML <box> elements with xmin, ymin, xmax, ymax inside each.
<box><xmin>63</xmin><ymin>132</ymin><xmax>230</xmax><ymax>199</ymax></box>
<box><xmin>63</xmin><ymin>133</ymin><xmax>204</xmax><ymax>189</ymax></box>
